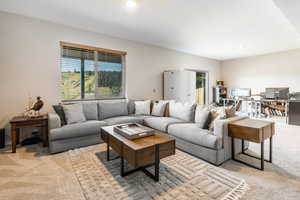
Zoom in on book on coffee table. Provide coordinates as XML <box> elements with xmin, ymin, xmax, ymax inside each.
<box><xmin>113</xmin><ymin>123</ymin><xmax>154</xmax><ymax>140</ymax></box>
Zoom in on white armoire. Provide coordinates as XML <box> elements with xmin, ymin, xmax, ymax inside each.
<box><xmin>163</xmin><ymin>70</ymin><xmax>196</xmax><ymax>103</ymax></box>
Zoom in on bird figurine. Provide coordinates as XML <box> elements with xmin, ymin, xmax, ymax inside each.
<box><xmin>27</xmin><ymin>96</ymin><xmax>44</xmax><ymax>117</ymax></box>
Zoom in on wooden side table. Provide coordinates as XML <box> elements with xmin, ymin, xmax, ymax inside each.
<box><xmin>228</xmin><ymin>118</ymin><xmax>275</xmax><ymax>170</ymax></box>
<box><xmin>10</xmin><ymin>115</ymin><xmax>48</xmax><ymax>153</ymax></box>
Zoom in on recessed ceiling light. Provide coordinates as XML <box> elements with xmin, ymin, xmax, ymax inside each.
<box><xmin>126</xmin><ymin>0</ymin><xmax>137</xmax><ymax>8</ymax></box>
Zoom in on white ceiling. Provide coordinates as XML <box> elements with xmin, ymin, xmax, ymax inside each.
<box><xmin>1</xmin><ymin>0</ymin><xmax>300</xmax><ymax>60</ymax></box>
<box><xmin>273</xmin><ymin>0</ymin><xmax>300</xmax><ymax>34</ymax></box>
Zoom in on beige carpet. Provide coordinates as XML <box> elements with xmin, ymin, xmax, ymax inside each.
<box><xmin>0</xmin><ymin>122</ymin><xmax>300</xmax><ymax>200</ymax></box>
<box><xmin>69</xmin><ymin>146</ymin><xmax>248</xmax><ymax>200</ymax></box>
<box><xmin>0</xmin><ymin>145</ymin><xmax>85</xmax><ymax>200</ymax></box>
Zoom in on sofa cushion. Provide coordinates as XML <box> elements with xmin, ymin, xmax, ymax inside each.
<box><xmin>129</xmin><ymin>114</ymin><xmax>153</xmax><ymax>121</ymax></box>
<box><xmin>168</xmin><ymin>123</ymin><xmax>221</xmax><ymax>150</ymax></box>
<box><xmin>62</xmin><ymin>104</ymin><xmax>86</xmax><ymax>124</ymax></box>
<box><xmin>194</xmin><ymin>104</ymin><xmax>210</xmax><ymax>128</ymax></box>
<box><xmin>103</xmin><ymin>115</ymin><xmax>148</xmax><ymax>126</ymax></box>
<box><xmin>49</xmin><ymin>120</ymin><xmax>106</xmax><ymax>141</ymax></box>
<box><xmin>169</xmin><ymin>101</ymin><xmax>195</xmax><ymax>122</ymax></box>
<box><xmin>98</xmin><ymin>101</ymin><xmax>128</xmax><ymax>120</ymax></box>
<box><xmin>82</xmin><ymin>102</ymin><xmax>98</xmax><ymax>120</ymax></box>
<box><xmin>144</xmin><ymin>117</ymin><xmax>185</xmax><ymax>132</ymax></box>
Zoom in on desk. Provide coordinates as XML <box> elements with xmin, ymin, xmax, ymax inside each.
<box><xmin>10</xmin><ymin>115</ymin><xmax>48</xmax><ymax>153</ymax></box>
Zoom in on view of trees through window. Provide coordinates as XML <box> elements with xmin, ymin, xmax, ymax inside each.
<box><xmin>97</xmin><ymin>61</ymin><xmax>122</xmax><ymax>98</ymax></box>
<box><xmin>61</xmin><ymin>45</ymin><xmax>124</xmax><ymax>100</ymax></box>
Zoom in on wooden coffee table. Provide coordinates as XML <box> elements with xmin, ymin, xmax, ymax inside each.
<box><xmin>101</xmin><ymin>125</ymin><xmax>175</xmax><ymax>182</ymax></box>
<box><xmin>228</xmin><ymin>118</ymin><xmax>275</xmax><ymax>170</ymax></box>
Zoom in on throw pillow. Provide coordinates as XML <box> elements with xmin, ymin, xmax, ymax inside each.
<box><xmin>98</xmin><ymin>101</ymin><xmax>128</xmax><ymax>120</ymax></box>
<box><xmin>52</xmin><ymin>104</ymin><xmax>67</xmax><ymax>126</ymax></box>
<box><xmin>194</xmin><ymin>104</ymin><xmax>210</xmax><ymax>129</ymax></box>
<box><xmin>62</xmin><ymin>104</ymin><xmax>86</xmax><ymax>124</ymax></box>
<box><xmin>151</xmin><ymin>101</ymin><xmax>168</xmax><ymax>117</ymax></box>
<box><xmin>225</xmin><ymin>105</ymin><xmax>236</xmax><ymax>118</ymax></box>
<box><xmin>207</xmin><ymin>107</ymin><xmax>226</xmax><ymax>131</ymax></box>
<box><xmin>135</xmin><ymin>100</ymin><xmax>151</xmax><ymax>115</ymax></box>
<box><xmin>169</xmin><ymin>101</ymin><xmax>196</xmax><ymax>121</ymax></box>
<box><xmin>127</xmin><ymin>99</ymin><xmax>136</xmax><ymax>115</ymax></box>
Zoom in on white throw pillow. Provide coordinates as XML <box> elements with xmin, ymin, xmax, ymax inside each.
<box><xmin>151</xmin><ymin>101</ymin><xmax>168</xmax><ymax>117</ymax></box>
<box><xmin>63</xmin><ymin>104</ymin><xmax>86</xmax><ymax>124</ymax></box>
<box><xmin>194</xmin><ymin>104</ymin><xmax>210</xmax><ymax>128</ymax></box>
<box><xmin>135</xmin><ymin>100</ymin><xmax>151</xmax><ymax>115</ymax></box>
<box><xmin>169</xmin><ymin>101</ymin><xmax>195</xmax><ymax>121</ymax></box>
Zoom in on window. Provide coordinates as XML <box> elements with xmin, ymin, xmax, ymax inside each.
<box><xmin>61</xmin><ymin>42</ymin><xmax>126</xmax><ymax>100</ymax></box>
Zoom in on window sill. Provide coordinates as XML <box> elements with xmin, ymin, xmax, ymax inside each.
<box><xmin>61</xmin><ymin>97</ymin><xmax>127</xmax><ymax>102</ymax></box>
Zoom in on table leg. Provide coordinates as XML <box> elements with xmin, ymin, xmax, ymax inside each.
<box><xmin>121</xmin><ymin>143</ymin><xmax>124</xmax><ymax>177</ymax></box>
<box><xmin>261</xmin><ymin>141</ymin><xmax>264</xmax><ymax>170</ymax></box>
<box><xmin>16</xmin><ymin>128</ymin><xmax>20</xmax><ymax>145</ymax></box>
<box><xmin>11</xmin><ymin>125</ymin><xmax>17</xmax><ymax>153</ymax></box>
<box><xmin>42</xmin><ymin>123</ymin><xmax>48</xmax><ymax>147</ymax></box>
<box><xmin>231</xmin><ymin>137</ymin><xmax>235</xmax><ymax>160</ymax></box>
<box><xmin>154</xmin><ymin>144</ymin><xmax>160</xmax><ymax>182</ymax></box>
<box><xmin>105</xmin><ymin>134</ymin><xmax>120</xmax><ymax>161</ymax></box>
<box><xmin>242</xmin><ymin>139</ymin><xmax>244</xmax><ymax>153</ymax></box>
<box><xmin>233</xmin><ymin>137</ymin><xmax>270</xmax><ymax>171</ymax></box>
<box><xmin>107</xmin><ymin>135</ymin><xmax>110</xmax><ymax>161</ymax></box>
<box><xmin>120</xmin><ymin>144</ymin><xmax>160</xmax><ymax>182</ymax></box>
<box><xmin>270</xmin><ymin>136</ymin><xmax>272</xmax><ymax>163</ymax></box>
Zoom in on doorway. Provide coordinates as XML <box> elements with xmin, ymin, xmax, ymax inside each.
<box><xmin>185</xmin><ymin>69</ymin><xmax>209</xmax><ymax>104</ymax></box>
<box><xmin>196</xmin><ymin>72</ymin><xmax>207</xmax><ymax>104</ymax></box>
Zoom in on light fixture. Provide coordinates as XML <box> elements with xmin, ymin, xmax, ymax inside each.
<box><xmin>126</xmin><ymin>0</ymin><xmax>137</xmax><ymax>8</ymax></box>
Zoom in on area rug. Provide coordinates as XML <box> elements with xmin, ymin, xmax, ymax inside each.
<box><xmin>68</xmin><ymin>145</ymin><xmax>249</xmax><ymax>200</ymax></box>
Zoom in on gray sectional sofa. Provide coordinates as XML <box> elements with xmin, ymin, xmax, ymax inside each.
<box><xmin>48</xmin><ymin>99</ymin><xmax>247</xmax><ymax>165</ymax></box>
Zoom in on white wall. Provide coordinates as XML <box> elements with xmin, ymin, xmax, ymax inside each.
<box><xmin>0</xmin><ymin>11</ymin><xmax>221</xmax><ymax>131</ymax></box>
<box><xmin>221</xmin><ymin>49</ymin><xmax>300</xmax><ymax>95</ymax></box>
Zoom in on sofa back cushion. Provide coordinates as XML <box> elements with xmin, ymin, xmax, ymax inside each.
<box><xmin>62</xmin><ymin>104</ymin><xmax>86</xmax><ymax>124</ymax></box>
<box><xmin>169</xmin><ymin>101</ymin><xmax>195</xmax><ymax>122</ymax></box>
<box><xmin>194</xmin><ymin>104</ymin><xmax>210</xmax><ymax>128</ymax></box>
<box><xmin>98</xmin><ymin>101</ymin><xmax>128</xmax><ymax>120</ymax></box>
<box><xmin>82</xmin><ymin>102</ymin><xmax>98</xmax><ymax>120</ymax></box>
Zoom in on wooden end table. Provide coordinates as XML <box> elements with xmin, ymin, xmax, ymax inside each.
<box><xmin>228</xmin><ymin>118</ymin><xmax>275</xmax><ymax>170</ymax></box>
<box><xmin>10</xmin><ymin>115</ymin><xmax>48</xmax><ymax>153</ymax></box>
<box><xmin>101</xmin><ymin>125</ymin><xmax>175</xmax><ymax>182</ymax></box>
